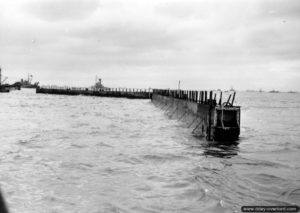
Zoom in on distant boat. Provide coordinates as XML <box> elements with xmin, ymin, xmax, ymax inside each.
<box><xmin>20</xmin><ymin>73</ymin><xmax>39</xmax><ymax>88</ymax></box>
<box><xmin>92</xmin><ymin>78</ymin><xmax>110</xmax><ymax>91</ymax></box>
<box><xmin>0</xmin><ymin>67</ymin><xmax>21</xmax><ymax>92</ymax></box>
<box><xmin>269</xmin><ymin>89</ymin><xmax>279</xmax><ymax>93</ymax></box>
<box><xmin>288</xmin><ymin>91</ymin><xmax>298</xmax><ymax>93</ymax></box>
<box><xmin>0</xmin><ymin>84</ymin><xmax>20</xmax><ymax>92</ymax></box>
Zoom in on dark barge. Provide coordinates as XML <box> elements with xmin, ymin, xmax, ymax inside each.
<box><xmin>152</xmin><ymin>89</ymin><xmax>240</xmax><ymax>141</ymax></box>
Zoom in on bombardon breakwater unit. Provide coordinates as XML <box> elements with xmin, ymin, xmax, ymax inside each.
<box><xmin>36</xmin><ymin>86</ymin><xmax>151</xmax><ymax>99</ymax></box>
<box><xmin>152</xmin><ymin>89</ymin><xmax>240</xmax><ymax>141</ymax></box>
<box><xmin>36</xmin><ymin>86</ymin><xmax>240</xmax><ymax>141</ymax></box>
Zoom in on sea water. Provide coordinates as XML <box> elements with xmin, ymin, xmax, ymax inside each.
<box><xmin>0</xmin><ymin>89</ymin><xmax>299</xmax><ymax>213</ymax></box>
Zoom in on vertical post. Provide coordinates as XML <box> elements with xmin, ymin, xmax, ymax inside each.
<box><xmin>205</xmin><ymin>91</ymin><xmax>207</xmax><ymax>104</ymax></box>
<box><xmin>208</xmin><ymin>102</ymin><xmax>212</xmax><ymax>141</ymax></box>
<box><xmin>209</xmin><ymin>91</ymin><xmax>213</xmax><ymax>105</ymax></box>
<box><xmin>226</xmin><ymin>94</ymin><xmax>232</xmax><ymax>106</ymax></box>
<box><xmin>231</xmin><ymin>92</ymin><xmax>236</xmax><ymax>106</ymax></box>
<box><xmin>200</xmin><ymin>91</ymin><xmax>203</xmax><ymax>103</ymax></box>
<box><xmin>193</xmin><ymin>91</ymin><xmax>196</xmax><ymax>102</ymax></box>
<box><xmin>219</xmin><ymin>91</ymin><xmax>222</xmax><ymax>105</ymax></box>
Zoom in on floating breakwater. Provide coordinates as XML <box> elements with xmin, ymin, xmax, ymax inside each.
<box><xmin>36</xmin><ymin>85</ymin><xmax>240</xmax><ymax>141</ymax></box>
<box><xmin>36</xmin><ymin>86</ymin><xmax>152</xmax><ymax>99</ymax></box>
<box><xmin>152</xmin><ymin>89</ymin><xmax>240</xmax><ymax>141</ymax></box>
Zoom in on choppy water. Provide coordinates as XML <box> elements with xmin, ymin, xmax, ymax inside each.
<box><xmin>0</xmin><ymin>89</ymin><xmax>299</xmax><ymax>213</ymax></box>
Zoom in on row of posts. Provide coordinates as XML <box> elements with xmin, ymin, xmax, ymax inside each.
<box><xmin>153</xmin><ymin>89</ymin><xmax>235</xmax><ymax>106</ymax></box>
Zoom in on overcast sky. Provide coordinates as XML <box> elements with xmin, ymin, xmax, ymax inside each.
<box><xmin>1</xmin><ymin>0</ymin><xmax>299</xmax><ymax>91</ymax></box>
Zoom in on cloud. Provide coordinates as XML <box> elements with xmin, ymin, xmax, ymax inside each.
<box><xmin>0</xmin><ymin>0</ymin><xmax>300</xmax><ymax>90</ymax></box>
<box><xmin>25</xmin><ymin>0</ymin><xmax>99</xmax><ymax>21</ymax></box>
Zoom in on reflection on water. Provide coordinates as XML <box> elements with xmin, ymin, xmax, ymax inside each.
<box><xmin>0</xmin><ymin>90</ymin><xmax>299</xmax><ymax>213</ymax></box>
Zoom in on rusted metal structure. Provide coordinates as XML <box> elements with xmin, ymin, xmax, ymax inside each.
<box><xmin>152</xmin><ymin>89</ymin><xmax>240</xmax><ymax>141</ymax></box>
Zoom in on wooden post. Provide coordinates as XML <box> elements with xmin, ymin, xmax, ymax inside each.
<box><xmin>205</xmin><ymin>91</ymin><xmax>207</xmax><ymax>104</ymax></box>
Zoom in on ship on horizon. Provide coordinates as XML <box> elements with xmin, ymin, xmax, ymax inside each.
<box><xmin>20</xmin><ymin>73</ymin><xmax>39</xmax><ymax>89</ymax></box>
<box><xmin>269</xmin><ymin>89</ymin><xmax>280</xmax><ymax>93</ymax></box>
